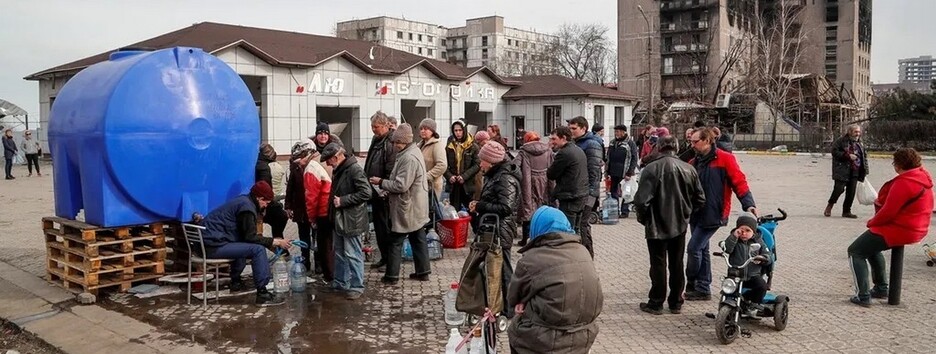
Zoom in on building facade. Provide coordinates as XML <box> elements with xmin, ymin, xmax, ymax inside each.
<box><xmin>26</xmin><ymin>22</ymin><xmax>632</xmax><ymax>155</ymax></box>
<box><xmin>337</xmin><ymin>16</ymin><xmax>557</xmax><ymax>77</ymax></box>
<box><xmin>799</xmin><ymin>0</ymin><xmax>873</xmax><ymax>105</ymax></box>
<box><xmin>898</xmin><ymin>55</ymin><xmax>936</xmax><ymax>84</ymax></box>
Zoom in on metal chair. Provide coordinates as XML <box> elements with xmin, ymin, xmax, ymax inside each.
<box><xmin>181</xmin><ymin>223</ymin><xmax>234</xmax><ymax>306</ymax></box>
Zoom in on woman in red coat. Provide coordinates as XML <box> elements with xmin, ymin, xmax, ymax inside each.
<box><xmin>848</xmin><ymin>148</ymin><xmax>934</xmax><ymax>307</ymax></box>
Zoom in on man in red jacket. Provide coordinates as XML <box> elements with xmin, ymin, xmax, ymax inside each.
<box><xmin>848</xmin><ymin>148</ymin><xmax>934</xmax><ymax>307</ymax></box>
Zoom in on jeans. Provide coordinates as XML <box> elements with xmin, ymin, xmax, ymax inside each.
<box><xmin>4</xmin><ymin>158</ymin><xmax>11</xmax><ymax>178</ymax></box>
<box><xmin>501</xmin><ymin>248</ymin><xmax>515</xmax><ymax>317</ymax></box>
<box><xmin>315</xmin><ymin>217</ymin><xmax>334</xmax><ymax>281</ymax></box>
<box><xmin>371</xmin><ymin>199</ymin><xmax>392</xmax><ymax>263</ymax></box>
<box><xmin>829</xmin><ymin>177</ymin><xmax>859</xmax><ymax>214</ymax></box>
<box><xmin>332</xmin><ymin>232</ymin><xmax>365</xmax><ymax>294</ymax></box>
<box><xmin>647</xmin><ymin>235</ymin><xmax>686</xmax><ymax>309</ymax></box>
<box><xmin>25</xmin><ymin>154</ymin><xmax>40</xmax><ymax>174</ymax></box>
<box><xmin>686</xmin><ymin>225</ymin><xmax>720</xmax><ymax>294</ymax></box>
<box><xmin>385</xmin><ymin>229</ymin><xmax>431</xmax><ymax>280</ymax></box>
<box><xmin>295</xmin><ymin>221</ymin><xmax>312</xmax><ymax>270</ymax></box>
<box><xmin>206</xmin><ymin>242</ymin><xmax>271</xmax><ymax>289</ymax></box>
<box><xmin>848</xmin><ymin>230</ymin><xmax>889</xmax><ymax>300</ymax></box>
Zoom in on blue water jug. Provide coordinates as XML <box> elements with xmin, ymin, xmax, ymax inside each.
<box><xmin>601</xmin><ymin>194</ymin><xmax>620</xmax><ymax>225</ymax></box>
<box><xmin>49</xmin><ymin>47</ymin><xmax>259</xmax><ymax>227</ymax></box>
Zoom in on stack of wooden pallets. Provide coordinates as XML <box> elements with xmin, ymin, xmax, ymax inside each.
<box><xmin>43</xmin><ymin>216</ymin><xmax>168</xmax><ymax>295</ymax></box>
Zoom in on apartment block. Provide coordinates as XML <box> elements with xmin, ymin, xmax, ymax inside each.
<box><xmin>898</xmin><ymin>55</ymin><xmax>936</xmax><ymax>84</ymax></box>
<box><xmin>336</xmin><ymin>16</ymin><xmax>556</xmax><ymax>76</ymax></box>
<box><xmin>799</xmin><ymin>0</ymin><xmax>873</xmax><ymax>105</ymax></box>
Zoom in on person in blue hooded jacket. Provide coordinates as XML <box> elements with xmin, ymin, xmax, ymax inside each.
<box><xmin>507</xmin><ymin>206</ymin><xmax>603</xmax><ymax>354</ymax></box>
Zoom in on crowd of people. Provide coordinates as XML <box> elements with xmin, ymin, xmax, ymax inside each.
<box><xmin>184</xmin><ymin>112</ymin><xmax>932</xmax><ymax>353</ymax></box>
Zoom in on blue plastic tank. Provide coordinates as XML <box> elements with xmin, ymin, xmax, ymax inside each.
<box><xmin>49</xmin><ymin>47</ymin><xmax>259</xmax><ymax>227</ymax></box>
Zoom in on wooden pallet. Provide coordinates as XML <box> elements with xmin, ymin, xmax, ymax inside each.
<box><xmin>47</xmin><ymin>241</ymin><xmax>166</xmax><ymax>273</ymax></box>
<box><xmin>42</xmin><ymin>216</ymin><xmax>165</xmax><ymax>242</ymax></box>
<box><xmin>47</xmin><ymin>268</ymin><xmax>163</xmax><ymax>295</ymax></box>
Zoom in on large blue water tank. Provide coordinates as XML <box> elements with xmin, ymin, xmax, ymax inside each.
<box><xmin>49</xmin><ymin>47</ymin><xmax>259</xmax><ymax>227</ymax></box>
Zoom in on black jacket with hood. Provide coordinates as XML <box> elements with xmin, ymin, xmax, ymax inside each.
<box><xmin>444</xmin><ymin>120</ymin><xmax>481</xmax><ymax>195</ymax></box>
<box><xmin>474</xmin><ymin>160</ymin><xmax>521</xmax><ymax>248</ymax></box>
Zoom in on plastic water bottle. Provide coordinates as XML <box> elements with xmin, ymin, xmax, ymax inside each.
<box><xmin>469</xmin><ymin>327</ymin><xmax>484</xmax><ymax>354</ymax></box>
<box><xmin>601</xmin><ymin>193</ymin><xmax>620</xmax><ymax>225</ymax></box>
<box><xmin>289</xmin><ymin>256</ymin><xmax>307</xmax><ymax>293</ymax></box>
<box><xmin>442</xmin><ymin>200</ymin><xmax>459</xmax><ymax>220</ymax></box>
<box><xmin>427</xmin><ymin>229</ymin><xmax>443</xmax><ymax>260</ymax></box>
<box><xmin>403</xmin><ymin>239</ymin><xmax>413</xmax><ymax>261</ymax></box>
<box><xmin>444</xmin><ymin>282</ymin><xmax>466</xmax><ymax>326</ymax></box>
<box><xmin>445</xmin><ymin>328</ymin><xmax>467</xmax><ymax>354</ymax></box>
<box><xmin>273</xmin><ymin>255</ymin><xmax>290</xmax><ymax>293</ymax></box>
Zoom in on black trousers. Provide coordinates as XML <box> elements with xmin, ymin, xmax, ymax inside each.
<box><xmin>371</xmin><ymin>199</ymin><xmax>392</xmax><ymax>263</ymax></box>
<box><xmin>295</xmin><ymin>221</ymin><xmax>312</xmax><ymax>270</ymax></box>
<box><xmin>559</xmin><ymin>198</ymin><xmax>593</xmax><ymax>258</ymax></box>
<box><xmin>315</xmin><ymin>217</ymin><xmax>334</xmax><ymax>281</ymax></box>
<box><xmin>386</xmin><ymin>229</ymin><xmax>430</xmax><ymax>280</ymax></box>
<box><xmin>264</xmin><ymin>201</ymin><xmax>288</xmax><ymax>239</ymax></box>
<box><xmin>3</xmin><ymin>158</ymin><xmax>11</xmax><ymax>178</ymax></box>
<box><xmin>828</xmin><ymin>177</ymin><xmax>859</xmax><ymax>213</ymax></box>
<box><xmin>647</xmin><ymin>235</ymin><xmax>686</xmax><ymax>309</ymax></box>
<box><xmin>25</xmin><ymin>154</ymin><xmax>40</xmax><ymax>174</ymax></box>
<box><xmin>742</xmin><ymin>276</ymin><xmax>768</xmax><ymax>304</ymax></box>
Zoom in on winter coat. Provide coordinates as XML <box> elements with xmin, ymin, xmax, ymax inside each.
<box><xmin>716</xmin><ymin>133</ymin><xmax>734</xmax><ymax>152</ymax></box>
<box><xmin>256</xmin><ymin>153</ymin><xmax>286</xmax><ymax>199</ymax></box>
<box><xmin>547</xmin><ymin>143</ymin><xmax>589</xmax><ymax>202</ymax></box>
<box><xmin>724</xmin><ymin>231</ymin><xmax>772</xmax><ymax>280</ymax></box>
<box><xmin>474</xmin><ymin>161</ymin><xmax>521</xmax><ymax>248</ymax></box>
<box><xmin>868</xmin><ymin>166</ymin><xmax>934</xmax><ymax>247</ymax></box>
<box><xmin>633</xmin><ymin>153</ymin><xmax>706</xmax><ymax>240</ymax></box>
<box><xmin>606</xmin><ymin>137</ymin><xmax>638</xmax><ymax>178</ymax></box>
<box><xmin>508</xmin><ymin>231</ymin><xmax>602</xmax><ymax>354</ymax></box>
<box><xmin>831</xmin><ymin>134</ymin><xmax>869</xmax><ymax>182</ymax></box>
<box><xmin>303</xmin><ymin>160</ymin><xmax>332</xmax><ymax>220</ymax></box>
<box><xmin>255</xmin><ymin>153</ymin><xmax>273</xmax><ymax>188</ymax></box>
<box><xmin>690</xmin><ymin>146</ymin><xmax>755</xmax><ymax>228</ymax></box>
<box><xmin>2</xmin><ymin>136</ymin><xmax>17</xmax><ymax>159</ymax></box>
<box><xmin>518</xmin><ymin>141</ymin><xmax>554</xmax><ymax>222</ymax></box>
<box><xmin>21</xmin><ymin>138</ymin><xmax>40</xmax><ymax>155</ymax></box>
<box><xmin>201</xmin><ymin>195</ymin><xmax>272</xmax><ymax>249</ymax></box>
<box><xmin>364</xmin><ymin>131</ymin><xmax>397</xmax><ymax>196</ymax></box>
<box><xmin>329</xmin><ymin>156</ymin><xmax>372</xmax><ymax>236</ymax></box>
<box><xmin>284</xmin><ymin>161</ymin><xmax>309</xmax><ymax>223</ymax></box>
<box><xmin>380</xmin><ymin>143</ymin><xmax>430</xmax><ymax>234</ymax></box>
<box><xmin>419</xmin><ymin>137</ymin><xmax>447</xmax><ymax>196</ymax></box>
<box><xmin>574</xmin><ymin>132</ymin><xmax>605</xmax><ymax>198</ymax></box>
<box><xmin>444</xmin><ymin>128</ymin><xmax>481</xmax><ymax>196</ymax></box>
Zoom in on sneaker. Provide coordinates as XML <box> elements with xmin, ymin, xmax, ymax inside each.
<box><xmin>517</xmin><ymin>239</ymin><xmax>527</xmax><ymax>247</ymax></box>
<box><xmin>409</xmin><ymin>273</ymin><xmax>430</xmax><ymax>281</ymax></box>
<box><xmin>850</xmin><ymin>296</ymin><xmax>872</xmax><ymax>308</ymax></box>
<box><xmin>27</xmin><ymin>173</ymin><xmax>32</xmax><ymax>177</ymax></box>
<box><xmin>870</xmin><ymin>289</ymin><xmax>889</xmax><ymax>299</ymax></box>
<box><xmin>685</xmin><ymin>291</ymin><xmax>712</xmax><ymax>301</ymax></box>
<box><xmin>345</xmin><ymin>292</ymin><xmax>363</xmax><ymax>300</ymax></box>
<box><xmin>319</xmin><ymin>286</ymin><xmax>344</xmax><ymax>294</ymax></box>
<box><xmin>380</xmin><ymin>276</ymin><xmax>399</xmax><ymax>285</ymax></box>
<box><xmin>229</xmin><ymin>279</ymin><xmax>248</xmax><ymax>293</ymax></box>
<box><xmin>639</xmin><ymin>303</ymin><xmax>663</xmax><ymax>315</ymax></box>
<box><xmin>256</xmin><ymin>289</ymin><xmax>285</xmax><ymax>306</ymax></box>
<box><xmin>842</xmin><ymin>213</ymin><xmax>858</xmax><ymax>219</ymax></box>
<box><xmin>370</xmin><ymin>260</ymin><xmax>387</xmax><ymax>269</ymax></box>
<box><xmin>669</xmin><ymin>307</ymin><xmax>682</xmax><ymax>314</ymax></box>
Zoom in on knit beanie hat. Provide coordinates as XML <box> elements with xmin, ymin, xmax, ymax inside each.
<box><xmin>290</xmin><ymin>140</ymin><xmax>315</xmax><ymax>159</ymax></box>
<box><xmin>475</xmin><ymin>130</ymin><xmax>490</xmax><ymax>142</ymax></box>
<box><xmin>391</xmin><ymin>123</ymin><xmax>414</xmax><ymax>144</ymax></box>
<box><xmin>735</xmin><ymin>212</ymin><xmax>758</xmax><ymax>231</ymax></box>
<box><xmin>250</xmin><ymin>181</ymin><xmax>275</xmax><ymax>201</ymax></box>
<box><xmin>315</xmin><ymin>122</ymin><xmax>330</xmax><ymax>135</ymax></box>
<box><xmin>418</xmin><ymin>118</ymin><xmax>437</xmax><ymax>133</ymax></box>
<box><xmin>478</xmin><ymin>141</ymin><xmax>506</xmax><ymax>164</ymax></box>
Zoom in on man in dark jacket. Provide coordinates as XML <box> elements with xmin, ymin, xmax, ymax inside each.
<box><xmin>547</xmin><ymin>126</ymin><xmax>592</xmax><ymax>258</ymax></box>
<box><xmin>444</xmin><ymin>120</ymin><xmax>481</xmax><ymax>210</ymax></box>
<box><xmin>470</xmin><ymin>142</ymin><xmax>521</xmax><ymax>317</ymax></box>
<box><xmin>200</xmin><ymin>181</ymin><xmax>291</xmax><ymax>306</ymax></box>
<box><xmin>568</xmin><ymin>116</ymin><xmax>604</xmax><ymax>257</ymax></box>
<box><xmin>364</xmin><ymin>111</ymin><xmax>396</xmax><ymax>269</ymax></box>
<box><xmin>322</xmin><ymin>143</ymin><xmax>372</xmax><ymax>300</ymax></box>
<box><xmin>285</xmin><ymin>140</ymin><xmax>315</xmax><ymax>270</ymax></box>
<box><xmin>825</xmin><ymin>124</ymin><xmax>869</xmax><ymax>219</ymax></box>
<box><xmin>633</xmin><ymin>136</ymin><xmax>706</xmax><ymax>315</ymax></box>
<box><xmin>3</xmin><ymin>129</ymin><xmax>16</xmax><ymax>180</ymax></box>
<box><xmin>606</xmin><ymin>125</ymin><xmax>639</xmax><ymax>217</ymax></box>
<box><xmin>686</xmin><ymin>127</ymin><xmax>757</xmax><ymax>301</ymax></box>
<box><xmin>254</xmin><ymin>144</ymin><xmax>287</xmax><ymax>239</ymax></box>
<box><xmin>507</xmin><ymin>206</ymin><xmax>602</xmax><ymax>353</ymax></box>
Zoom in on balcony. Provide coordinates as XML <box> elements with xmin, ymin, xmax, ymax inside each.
<box><xmin>660</xmin><ymin>0</ymin><xmax>715</xmax><ymax>12</ymax></box>
<box><xmin>660</xmin><ymin>21</ymin><xmax>710</xmax><ymax>33</ymax></box>
<box><xmin>661</xmin><ymin>43</ymin><xmax>709</xmax><ymax>55</ymax></box>
<box><xmin>661</xmin><ymin>65</ymin><xmax>707</xmax><ymax>76</ymax></box>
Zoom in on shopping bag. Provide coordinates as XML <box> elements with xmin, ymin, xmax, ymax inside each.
<box><xmin>857</xmin><ymin>180</ymin><xmax>877</xmax><ymax>206</ymax></box>
<box><xmin>622</xmin><ymin>178</ymin><xmax>638</xmax><ymax>204</ymax></box>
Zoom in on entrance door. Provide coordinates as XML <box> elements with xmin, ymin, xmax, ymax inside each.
<box><xmin>464</xmin><ymin>102</ymin><xmax>489</xmax><ymax>136</ymax></box>
<box><xmin>316</xmin><ymin>106</ymin><xmax>359</xmax><ymax>153</ymax></box>
<box><xmin>513</xmin><ymin>115</ymin><xmax>526</xmax><ymax>148</ymax></box>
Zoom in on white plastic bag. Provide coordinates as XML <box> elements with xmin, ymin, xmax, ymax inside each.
<box><xmin>622</xmin><ymin>178</ymin><xmax>638</xmax><ymax>204</ymax></box>
<box><xmin>857</xmin><ymin>180</ymin><xmax>878</xmax><ymax>206</ymax></box>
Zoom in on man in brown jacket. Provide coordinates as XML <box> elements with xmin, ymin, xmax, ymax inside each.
<box><xmin>507</xmin><ymin>206</ymin><xmax>602</xmax><ymax>354</ymax></box>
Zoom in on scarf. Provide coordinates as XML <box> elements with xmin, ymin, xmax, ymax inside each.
<box><xmin>448</xmin><ymin>134</ymin><xmax>475</xmax><ymax>174</ymax></box>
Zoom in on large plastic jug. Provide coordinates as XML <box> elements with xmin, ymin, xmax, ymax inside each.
<box><xmin>601</xmin><ymin>194</ymin><xmax>620</xmax><ymax>225</ymax></box>
<box><xmin>444</xmin><ymin>282</ymin><xmax>466</xmax><ymax>326</ymax></box>
<box><xmin>289</xmin><ymin>256</ymin><xmax>307</xmax><ymax>293</ymax></box>
<box><xmin>48</xmin><ymin>47</ymin><xmax>259</xmax><ymax>227</ymax></box>
<box><xmin>445</xmin><ymin>328</ymin><xmax>467</xmax><ymax>354</ymax></box>
<box><xmin>273</xmin><ymin>256</ymin><xmax>290</xmax><ymax>294</ymax></box>
<box><xmin>427</xmin><ymin>229</ymin><xmax>443</xmax><ymax>260</ymax></box>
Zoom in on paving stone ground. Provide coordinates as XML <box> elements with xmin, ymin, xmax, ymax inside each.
<box><xmin>2</xmin><ymin>155</ymin><xmax>936</xmax><ymax>353</ymax></box>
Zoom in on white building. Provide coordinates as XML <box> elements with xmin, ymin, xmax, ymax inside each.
<box><xmin>26</xmin><ymin>22</ymin><xmax>634</xmax><ymax>156</ymax></box>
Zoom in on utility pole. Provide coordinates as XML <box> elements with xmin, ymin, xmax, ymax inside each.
<box><xmin>637</xmin><ymin>5</ymin><xmax>656</xmax><ymax>124</ymax></box>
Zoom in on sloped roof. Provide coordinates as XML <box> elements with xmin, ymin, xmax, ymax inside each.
<box><xmin>25</xmin><ymin>22</ymin><xmax>517</xmax><ymax>85</ymax></box>
<box><xmin>0</xmin><ymin>99</ymin><xmax>28</xmax><ymax>117</ymax></box>
<box><xmin>501</xmin><ymin>75</ymin><xmax>638</xmax><ymax>101</ymax></box>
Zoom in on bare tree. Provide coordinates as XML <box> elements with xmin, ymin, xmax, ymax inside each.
<box><xmin>486</xmin><ymin>45</ymin><xmax>559</xmax><ymax>77</ymax></box>
<box><xmin>671</xmin><ymin>13</ymin><xmax>750</xmax><ymax>103</ymax></box>
<box><xmin>742</xmin><ymin>0</ymin><xmax>810</xmax><ymax>143</ymax></box>
<box><xmin>548</xmin><ymin>23</ymin><xmax>611</xmax><ymax>83</ymax></box>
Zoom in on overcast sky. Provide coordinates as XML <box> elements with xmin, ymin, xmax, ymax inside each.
<box><xmin>1</xmin><ymin>0</ymin><xmax>933</xmax><ymax>123</ymax></box>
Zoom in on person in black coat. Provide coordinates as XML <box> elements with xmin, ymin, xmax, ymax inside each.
<box><xmin>254</xmin><ymin>144</ymin><xmax>287</xmax><ymax>239</ymax></box>
<box><xmin>606</xmin><ymin>125</ymin><xmax>639</xmax><ymax>217</ymax></box>
<box><xmin>364</xmin><ymin>111</ymin><xmax>397</xmax><ymax>269</ymax></box>
<box><xmin>444</xmin><ymin>120</ymin><xmax>481</xmax><ymax>210</ymax></box>
<box><xmin>825</xmin><ymin>124</ymin><xmax>869</xmax><ymax>218</ymax></box>
<box><xmin>546</xmin><ymin>126</ymin><xmax>592</xmax><ymax>257</ymax></box>
<box><xmin>322</xmin><ymin>143</ymin><xmax>372</xmax><ymax>299</ymax></box>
